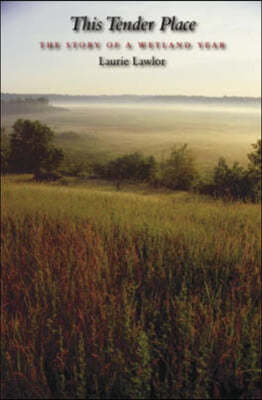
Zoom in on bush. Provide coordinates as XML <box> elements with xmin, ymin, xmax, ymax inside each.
<box><xmin>61</xmin><ymin>157</ymin><xmax>90</xmax><ymax>177</ymax></box>
<box><xmin>94</xmin><ymin>153</ymin><xmax>157</xmax><ymax>189</ymax></box>
<box><xmin>34</xmin><ymin>170</ymin><xmax>62</xmax><ymax>182</ymax></box>
<box><xmin>212</xmin><ymin>158</ymin><xmax>249</xmax><ymax>200</ymax></box>
<box><xmin>0</xmin><ymin>127</ymin><xmax>10</xmax><ymax>175</ymax></box>
<box><xmin>197</xmin><ymin>141</ymin><xmax>261</xmax><ymax>202</ymax></box>
<box><xmin>160</xmin><ymin>144</ymin><xmax>198</xmax><ymax>190</ymax></box>
<box><xmin>247</xmin><ymin>139</ymin><xmax>261</xmax><ymax>202</ymax></box>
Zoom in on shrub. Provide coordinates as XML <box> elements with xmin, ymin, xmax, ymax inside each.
<box><xmin>94</xmin><ymin>153</ymin><xmax>157</xmax><ymax>189</ymax></box>
<box><xmin>34</xmin><ymin>170</ymin><xmax>62</xmax><ymax>182</ymax></box>
<box><xmin>247</xmin><ymin>139</ymin><xmax>261</xmax><ymax>202</ymax></box>
<box><xmin>160</xmin><ymin>144</ymin><xmax>198</xmax><ymax>190</ymax></box>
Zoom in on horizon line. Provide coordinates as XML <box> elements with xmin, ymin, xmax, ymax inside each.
<box><xmin>2</xmin><ymin>93</ymin><xmax>261</xmax><ymax>99</ymax></box>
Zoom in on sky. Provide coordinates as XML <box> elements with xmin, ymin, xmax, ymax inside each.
<box><xmin>1</xmin><ymin>0</ymin><xmax>261</xmax><ymax>96</ymax></box>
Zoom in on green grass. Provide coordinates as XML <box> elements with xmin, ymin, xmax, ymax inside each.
<box><xmin>1</xmin><ymin>175</ymin><xmax>261</xmax><ymax>399</ymax></box>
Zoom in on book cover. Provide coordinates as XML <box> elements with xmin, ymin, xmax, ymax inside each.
<box><xmin>1</xmin><ymin>1</ymin><xmax>261</xmax><ymax>399</ymax></box>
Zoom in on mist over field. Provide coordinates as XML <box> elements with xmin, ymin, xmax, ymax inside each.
<box><xmin>1</xmin><ymin>98</ymin><xmax>260</xmax><ymax>168</ymax></box>
<box><xmin>52</xmin><ymin>101</ymin><xmax>261</xmax><ymax>113</ymax></box>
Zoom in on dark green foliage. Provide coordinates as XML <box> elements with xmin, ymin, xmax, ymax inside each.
<box><xmin>248</xmin><ymin>139</ymin><xmax>261</xmax><ymax>172</ymax></box>
<box><xmin>212</xmin><ymin>158</ymin><xmax>252</xmax><ymax>200</ymax></box>
<box><xmin>61</xmin><ymin>153</ymin><xmax>90</xmax><ymax>177</ymax></box>
<box><xmin>160</xmin><ymin>144</ymin><xmax>198</xmax><ymax>190</ymax></box>
<box><xmin>8</xmin><ymin>119</ymin><xmax>64</xmax><ymax>178</ymax></box>
<box><xmin>0</xmin><ymin>127</ymin><xmax>10</xmax><ymax>174</ymax></box>
<box><xmin>43</xmin><ymin>147</ymin><xmax>64</xmax><ymax>173</ymax></box>
<box><xmin>197</xmin><ymin>141</ymin><xmax>261</xmax><ymax>202</ymax></box>
<box><xmin>95</xmin><ymin>152</ymin><xmax>157</xmax><ymax>189</ymax></box>
<box><xmin>94</xmin><ymin>147</ymin><xmax>197</xmax><ymax>191</ymax></box>
<box><xmin>247</xmin><ymin>139</ymin><xmax>261</xmax><ymax>201</ymax></box>
<box><xmin>34</xmin><ymin>170</ymin><xmax>62</xmax><ymax>182</ymax></box>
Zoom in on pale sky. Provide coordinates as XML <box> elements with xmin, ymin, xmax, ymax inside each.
<box><xmin>1</xmin><ymin>1</ymin><xmax>261</xmax><ymax>96</ymax></box>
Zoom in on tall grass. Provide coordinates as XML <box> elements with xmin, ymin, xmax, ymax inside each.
<box><xmin>1</xmin><ymin>177</ymin><xmax>261</xmax><ymax>399</ymax></box>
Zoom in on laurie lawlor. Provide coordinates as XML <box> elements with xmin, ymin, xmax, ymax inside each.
<box><xmin>99</xmin><ymin>56</ymin><xmax>166</xmax><ymax>66</ymax></box>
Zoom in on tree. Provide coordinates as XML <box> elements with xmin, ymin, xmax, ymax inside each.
<box><xmin>161</xmin><ymin>144</ymin><xmax>197</xmax><ymax>190</ymax></box>
<box><xmin>248</xmin><ymin>139</ymin><xmax>261</xmax><ymax>172</ymax></box>
<box><xmin>9</xmin><ymin>119</ymin><xmax>64</xmax><ymax>178</ymax></box>
<box><xmin>213</xmin><ymin>157</ymin><xmax>252</xmax><ymax>200</ymax></box>
<box><xmin>247</xmin><ymin>139</ymin><xmax>261</xmax><ymax>201</ymax></box>
<box><xmin>204</xmin><ymin>143</ymin><xmax>261</xmax><ymax>202</ymax></box>
<box><xmin>0</xmin><ymin>127</ymin><xmax>10</xmax><ymax>174</ymax></box>
<box><xmin>107</xmin><ymin>153</ymin><xmax>157</xmax><ymax>189</ymax></box>
<box><xmin>94</xmin><ymin>153</ymin><xmax>157</xmax><ymax>189</ymax></box>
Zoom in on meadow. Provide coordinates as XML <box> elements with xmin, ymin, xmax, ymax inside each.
<box><xmin>1</xmin><ymin>175</ymin><xmax>261</xmax><ymax>399</ymax></box>
<box><xmin>1</xmin><ymin>103</ymin><xmax>260</xmax><ymax>167</ymax></box>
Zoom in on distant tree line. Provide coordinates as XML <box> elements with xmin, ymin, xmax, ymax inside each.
<box><xmin>2</xmin><ymin>93</ymin><xmax>260</xmax><ymax>105</ymax></box>
<box><xmin>5</xmin><ymin>97</ymin><xmax>49</xmax><ymax>104</ymax></box>
<box><xmin>1</xmin><ymin>119</ymin><xmax>261</xmax><ymax>202</ymax></box>
<box><xmin>1</xmin><ymin>97</ymin><xmax>51</xmax><ymax>115</ymax></box>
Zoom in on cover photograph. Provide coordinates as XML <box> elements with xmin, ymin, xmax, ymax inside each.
<box><xmin>1</xmin><ymin>1</ymin><xmax>261</xmax><ymax>399</ymax></box>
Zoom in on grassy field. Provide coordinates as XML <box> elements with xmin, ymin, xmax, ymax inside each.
<box><xmin>1</xmin><ymin>104</ymin><xmax>260</xmax><ymax>167</ymax></box>
<box><xmin>1</xmin><ymin>175</ymin><xmax>261</xmax><ymax>399</ymax></box>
